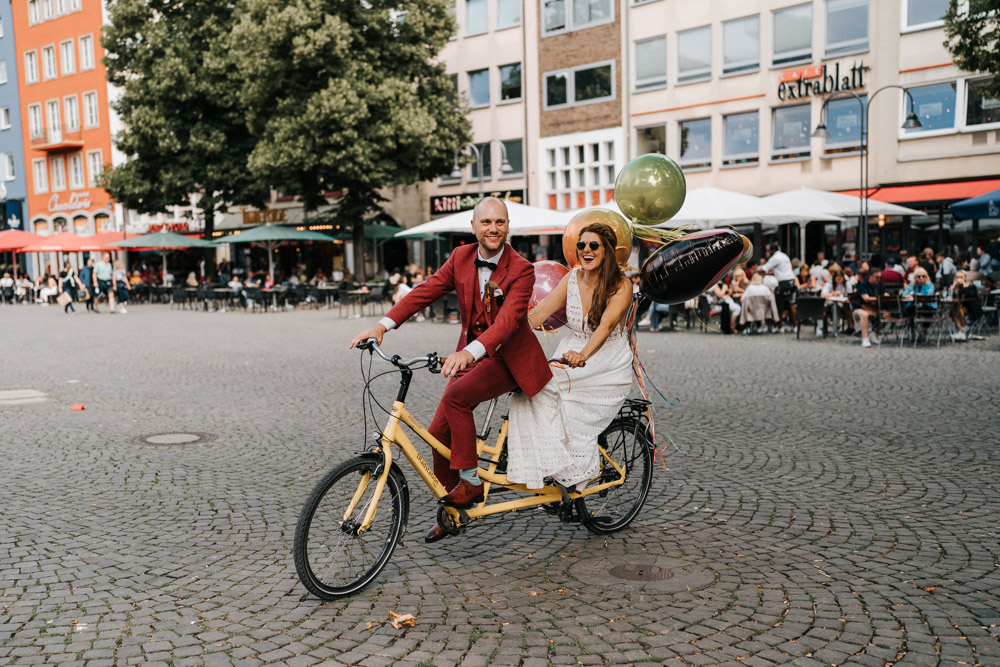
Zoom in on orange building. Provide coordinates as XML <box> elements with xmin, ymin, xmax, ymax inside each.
<box><xmin>12</xmin><ymin>0</ymin><xmax>118</xmax><ymax>240</ymax></box>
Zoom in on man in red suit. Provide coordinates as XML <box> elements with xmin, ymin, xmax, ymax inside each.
<box><xmin>350</xmin><ymin>197</ymin><xmax>552</xmax><ymax>542</ymax></box>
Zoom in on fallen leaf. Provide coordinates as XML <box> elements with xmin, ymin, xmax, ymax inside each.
<box><xmin>530</xmin><ymin>591</ymin><xmax>538</xmax><ymax>596</ymax></box>
<box><xmin>557</xmin><ymin>589</ymin><xmax>565</xmax><ymax>595</ymax></box>
<box><xmin>924</xmin><ymin>587</ymin><xmax>937</xmax><ymax>592</ymax></box>
<box><xmin>388</xmin><ymin>611</ymin><xmax>416</xmax><ymax>629</ymax></box>
<box><xmin>526</xmin><ymin>554</ymin><xmax>533</xmax><ymax>559</ymax></box>
<box><xmin>365</xmin><ymin>622</ymin><xmax>372</xmax><ymax>630</ymax></box>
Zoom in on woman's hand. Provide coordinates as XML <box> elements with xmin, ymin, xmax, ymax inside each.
<box><xmin>561</xmin><ymin>350</ymin><xmax>587</xmax><ymax>368</ymax></box>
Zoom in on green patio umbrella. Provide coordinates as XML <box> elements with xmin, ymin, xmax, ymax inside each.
<box><xmin>212</xmin><ymin>223</ymin><xmax>334</xmax><ymax>279</ymax></box>
<box><xmin>109</xmin><ymin>231</ymin><xmax>215</xmax><ymax>284</ymax></box>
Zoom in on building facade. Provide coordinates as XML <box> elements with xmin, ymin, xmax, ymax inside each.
<box><xmin>12</xmin><ymin>0</ymin><xmax>124</xmax><ymax>248</ymax></box>
<box><xmin>0</xmin><ymin>0</ymin><xmax>28</xmax><ymax>232</ymax></box>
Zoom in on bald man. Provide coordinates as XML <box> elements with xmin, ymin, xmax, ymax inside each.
<box><xmin>351</xmin><ymin>197</ymin><xmax>551</xmax><ymax>542</ymax></box>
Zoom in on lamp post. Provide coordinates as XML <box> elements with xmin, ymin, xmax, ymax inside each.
<box><xmin>450</xmin><ymin>140</ymin><xmax>513</xmax><ymax>198</ymax></box>
<box><xmin>813</xmin><ymin>86</ymin><xmax>922</xmax><ymax>259</ymax></box>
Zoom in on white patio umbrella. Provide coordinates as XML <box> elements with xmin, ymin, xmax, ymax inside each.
<box><xmin>652</xmin><ymin>185</ymin><xmax>842</xmax><ymax>229</ymax></box>
<box><xmin>762</xmin><ymin>186</ymin><xmax>925</xmax><ymax>220</ymax></box>
<box><xmin>395</xmin><ymin>201</ymin><xmax>570</xmax><ymax>238</ymax></box>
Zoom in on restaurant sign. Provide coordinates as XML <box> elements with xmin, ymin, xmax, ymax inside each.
<box><xmin>777</xmin><ymin>61</ymin><xmax>867</xmax><ymax>101</ymax></box>
<box><xmin>48</xmin><ymin>191</ymin><xmax>93</xmax><ymax>213</ymax></box>
<box><xmin>242</xmin><ymin>207</ymin><xmax>288</xmax><ymax>224</ymax></box>
<box><xmin>431</xmin><ymin>189</ymin><xmax>525</xmax><ymax>215</ymax></box>
<box><xmin>149</xmin><ymin>222</ymin><xmax>190</xmax><ymax>233</ymax></box>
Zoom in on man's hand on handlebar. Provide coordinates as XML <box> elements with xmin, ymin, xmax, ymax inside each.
<box><xmin>349</xmin><ymin>324</ymin><xmax>387</xmax><ymax>350</ymax></box>
<box><xmin>441</xmin><ymin>350</ymin><xmax>474</xmax><ymax>379</ymax></box>
<box><xmin>560</xmin><ymin>350</ymin><xmax>587</xmax><ymax>368</ymax></box>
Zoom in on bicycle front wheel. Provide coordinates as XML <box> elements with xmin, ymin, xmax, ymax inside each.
<box><xmin>293</xmin><ymin>456</ymin><xmax>408</xmax><ymax>600</ymax></box>
<box><xmin>575</xmin><ymin>418</ymin><xmax>654</xmax><ymax>534</ymax></box>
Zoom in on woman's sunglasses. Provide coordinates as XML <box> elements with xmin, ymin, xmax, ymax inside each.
<box><xmin>576</xmin><ymin>241</ymin><xmax>601</xmax><ymax>251</ymax></box>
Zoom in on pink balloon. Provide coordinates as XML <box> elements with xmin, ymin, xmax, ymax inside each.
<box><xmin>530</xmin><ymin>260</ymin><xmax>569</xmax><ymax>330</ymax></box>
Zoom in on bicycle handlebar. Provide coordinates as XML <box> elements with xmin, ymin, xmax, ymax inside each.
<box><xmin>359</xmin><ymin>338</ymin><xmax>441</xmax><ymax>372</ymax></box>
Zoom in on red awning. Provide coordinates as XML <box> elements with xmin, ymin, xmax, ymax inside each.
<box><xmin>839</xmin><ymin>178</ymin><xmax>1000</xmax><ymax>205</ymax></box>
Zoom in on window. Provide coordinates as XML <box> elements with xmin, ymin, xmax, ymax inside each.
<box><xmin>966</xmin><ymin>78</ymin><xmax>1000</xmax><ymax>127</ymax></box>
<box><xmin>83</xmin><ymin>92</ymin><xmax>99</xmax><ymax>128</ymax></box>
<box><xmin>501</xmin><ymin>139</ymin><xmax>523</xmax><ymax>175</ymax></box>
<box><xmin>679</xmin><ymin>118</ymin><xmax>712</xmax><ymax>169</ymax></box>
<box><xmin>79</xmin><ymin>35</ymin><xmax>94</xmax><ymax>70</ymax></box>
<box><xmin>68</xmin><ymin>153</ymin><xmax>84</xmax><ymax>189</ymax></box>
<box><xmin>70</xmin><ymin>0</ymin><xmax>80</xmax><ymax>9</ymax></box>
<box><xmin>637</xmin><ymin>125</ymin><xmax>666</xmax><ymax>154</ymax></box>
<box><xmin>826</xmin><ymin>0</ymin><xmax>868</xmax><ymax>56</ymax></box>
<box><xmin>33</xmin><ymin>158</ymin><xmax>47</xmax><ymax>193</ymax></box>
<box><xmin>0</xmin><ymin>107</ymin><xmax>9</xmax><ymax>129</ymax></box>
<box><xmin>904</xmin><ymin>82</ymin><xmax>956</xmax><ymax>133</ymax></box>
<box><xmin>28</xmin><ymin>0</ymin><xmax>40</xmax><ymax>24</ymax></box>
<box><xmin>2</xmin><ymin>153</ymin><xmax>14</xmax><ymax>181</ymax></box>
<box><xmin>723</xmin><ymin>15</ymin><xmax>760</xmax><ymax>76</ymax></box>
<box><xmin>903</xmin><ymin>0</ymin><xmax>948</xmax><ymax>29</ymax></box>
<box><xmin>497</xmin><ymin>0</ymin><xmax>521</xmax><ymax>29</ymax></box>
<box><xmin>42</xmin><ymin>0</ymin><xmax>52</xmax><ymax>19</ymax></box>
<box><xmin>468</xmin><ymin>68</ymin><xmax>490</xmax><ymax>107</ymax></box>
<box><xmin>466</xmin><ymin>0</ymin><xmax>487</xmax><ymax>36</ymax></box>
<box><xmin>773</xmin><ymin>4</ymin><xmax>812</xmax><ymax>66</ymax></box>
<box><xmin>64</xmin><ymin>95</ymin><xmax>79</xmax><ymax>131</ymax></box>
<box><xmin>0</xmin><ymin>17</ymin><xmax>4</xmax><ymax>37</ymax></box>
<box><xmin>544</xmin><ymin>61</ymin><xmax>615</xmax><ymax>109</ymax></box>
<box><xmin>0</xmin><ymin>62</ymin><xmax>6</xmax><ymax>85</ymax></box>
<box><xmin>470</xmin><ymin>142</ymin><xmax>492</xmax><ymax>180</ymax></box>
<box><xmin>60</xmin><ymin>40</ymin><xmax>75</xmax><ymax>75</ymax></box>
<box><xmin>86</xmin><ymin>150</ymin><xmax>102</xmax><ymax>187</ymax></box>
<box><xmin>28</xmin><ymin>104</ymin><xmax>43</xmax><ymax>138</ymax></box>
<box><xmin>46</xmin><ymin>100</ymin><xmax>61</xmax><ymax>141</ymax></box>
<box><xmin>723</xmin><ymin>111</ymin><xmax>759</xmax><ymax>165</ymax></box>
<box><xmin>635</xmin><ymin>36</ymin><xmax>667</xmax><ymax>91</ymax></box>
<box><xmin>824</xmin><ymin>94</ymin><xmax>865</xmax><ymax>152</ymax></box>
<box><xmin>42</xmin><ymin>46</ymin><xmax>56</xmax><ymax>80</ymax></box>
<box><xmin>56</xmin><ymin>0</ymin><xmax>66</xmax><ymax>13</ymax></box>
<box><xmin>772</xmin><ymin>104</ymin><xmax>811</xmax><ymax>160</ymax></box>
<box><xmin>50</xmin><ymin>156</ymin><xmax>66</xmax><ymax>191</ymax></box>
<box><xmin>24</xmin><ymin>51</ymin><xmax>39</xmax><ymax>84</ymax></box>
<box><xmin>543</xmin><ymin>0</ymin><xmax>566</xmax><ymax>32</ymax></box>
<box><xmin>499</xmin><ymin>63</ymin><xmax>521</xmax><ymax>102</ymax></box>
<box><xmin>543</xmin><ymin>0</ymin><xmax>611</xmax><ymax>35</ymax></box>
<box><xmin>541</xmin><ymin>131</ymin><xmax>619</xmax><ymax>211</ymax></box>
<box><xmin>677</xmin><ymin>26</ymin><xmax>711</xmax><ymax>84</ymax></box>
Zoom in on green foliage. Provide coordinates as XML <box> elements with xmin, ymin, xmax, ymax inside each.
<box><xmin>103</xmin><ymin>0</ymin><xmax>270</xmax><ymax>231</ymax></box>
<box><xmin>944</xmin><ymin>0</ymin><xmax>1000</xmax><ymax>99</ymax></box>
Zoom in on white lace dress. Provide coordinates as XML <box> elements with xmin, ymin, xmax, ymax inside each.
<box><xmin>506</xmin><ymin>269</ymin><xmax>634</xmax><ymax>489</ymax></box>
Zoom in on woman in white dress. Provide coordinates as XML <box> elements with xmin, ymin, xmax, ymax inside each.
<box><xmin>506</xmin><ymin>223</ymin><xmax>635</xmax><ymax>490</ymax></box>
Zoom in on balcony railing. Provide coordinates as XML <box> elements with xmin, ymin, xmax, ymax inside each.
<box><xmin>30</xmin><ymin>129</ymin><xmax>84</xmax><ymax>152</ymax></box>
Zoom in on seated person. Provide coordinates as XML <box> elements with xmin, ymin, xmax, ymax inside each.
<box><xmin>821</xmin><ymin>270</ymin><xmax>852</xmax><ymax>332</ymax></box>
<box><xmin>0</xmin><ymin>272</ymin><xmax>13</xmax><ymax>289</ymax></box>
<box><xmin>903</xmin><ymin>267</ymin><xmax>935</xmax><ymax>307</ymax></box>
<box><xmin>880</xmin><ymin>258</ymin><xmax>905</xmax><ymax>290</ymax></box>
<box><xmin>949</xmin><ymin>270</ymin><xmax>982</xmax><ymax>340</ymax></box>
<box><xmin>850</xmin><ymin>269</ymin><xmax>880</xmax><ymax>348</ymax></box>
<box><xmin>711</xmin><ymin>280</ymin><xmax>740</xmax><ymax>334</ymax></box>
<box><xmin>795</xmin><ymin>264</ymin><xmax>817</xmax><ymax>292</ymax></box>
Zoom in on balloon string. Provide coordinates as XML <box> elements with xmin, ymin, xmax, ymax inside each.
<box><xmin>548</xmin><ymin>362</ymin><xmax>572</xmax><ymax>393</ymax></box>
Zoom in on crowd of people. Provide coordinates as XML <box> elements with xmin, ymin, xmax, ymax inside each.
<box><xmin>636</xmin><ymin>236</ymin><xmax>999</xmax><ymax>347</ymax></box>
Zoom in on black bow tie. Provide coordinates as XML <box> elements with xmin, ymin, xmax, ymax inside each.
<box><xmin>474</xmin><ymin>258</ymin><xmax>497</xmax><ymax>271</ymax></box>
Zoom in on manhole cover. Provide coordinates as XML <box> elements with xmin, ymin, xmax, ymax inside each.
<box><xmin>610</xmin><ymin>563</ymin><xmax>674</xmax><ymax>581</ymax></box>
<box><xmin>569</xmin><ymin>556</ymin><xmax>715</xmax><ymax>594</ymax></box>
<box><xmin>133</xmin><ymin>432</ymin><xmax>215</xmax><ymax>447</ymax></box>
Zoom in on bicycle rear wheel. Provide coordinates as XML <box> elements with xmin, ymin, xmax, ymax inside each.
<box><xmin>293</xmin><ymin>456</ymin><xmax>408</xmax><ymax>600</ymax></box>
<box><xmin>575</xmin><ymin>418</ymin><xmax>654</xmax><ymax>534</ymax></box>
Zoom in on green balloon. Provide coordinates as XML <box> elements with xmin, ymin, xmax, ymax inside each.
<box><xmin>614</xmin><ymin>153</ymin><xmax>687</xmax><ymax>226</ymax></box>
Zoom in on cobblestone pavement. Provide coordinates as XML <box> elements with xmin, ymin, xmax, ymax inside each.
<box><xmin>1</xmin><ymin>305</ymin><xmax>998</xmax><ymax>667</ymax></box>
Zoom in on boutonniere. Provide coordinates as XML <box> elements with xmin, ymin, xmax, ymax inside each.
<box><xmin>484</xmin><ymin>281</ymin><xmax>504</xmax><ymax>308</ymax></box>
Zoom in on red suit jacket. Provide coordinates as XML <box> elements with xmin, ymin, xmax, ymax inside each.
<box><xmin>385</xmin><ymin>243</ymin><xmax>552</xmax><ymax>396</ymax></box>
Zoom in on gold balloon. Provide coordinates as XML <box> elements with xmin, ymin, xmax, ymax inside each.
<box><xmin>739</xmin><ymin>235</ymin><xmax>753</xmax><ymax>264</ymax></box>
<box><xmin>562</xmin><ymin>209</ymin><xmax>633</xmax><ymax>267</ymax></box>
<box><xmin>614</xmin><ymin>154</ymin><xmax>687</xmax><ymax>226</ymax></box>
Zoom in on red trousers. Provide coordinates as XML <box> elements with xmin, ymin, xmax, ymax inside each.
<box><xmin>428</xmin><ymin>355</ymin><xmax>519</xmax><ymax>491</ymax></box>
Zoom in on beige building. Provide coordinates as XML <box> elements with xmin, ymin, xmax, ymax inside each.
<box><xmin>625</xmin><ymin>0</ymin><xmax>999</xmax><ymax>260</ymax></box>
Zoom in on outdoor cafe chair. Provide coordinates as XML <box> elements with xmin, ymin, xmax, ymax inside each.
<box><xmin>877</xmin><ymin>292</ymin><xmax>911</xmax><ymax>348</ymax></box>
<box><xmin>1</xmin><ymin>286</ymin><xmax>14</xmax><ymax>305</ymax></box>
<box><xmin>170</xmin><ymin>287</ymin><xmax>188</xmax><ymax>310</ymax></box>
<box><xmin>912</xmin><ymin>294</ymin><xmax>950</xmax><ymax>348</ymax></box>
<box><xmin>795</xmin><ymin>296</ymin><xmax>827</xmax><ymax>340</ymax></box>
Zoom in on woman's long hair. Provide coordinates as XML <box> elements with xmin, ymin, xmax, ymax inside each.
<box><xmin>579</xmin><ymin>222</ymin><xmax>624</xmax><ymax>332</ymax></box>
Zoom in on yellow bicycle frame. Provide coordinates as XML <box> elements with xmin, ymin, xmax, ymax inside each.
<box><xmin>354</xmin><ymin>398</ymin><xmax>626</xmax><ymax>532</ymax></box>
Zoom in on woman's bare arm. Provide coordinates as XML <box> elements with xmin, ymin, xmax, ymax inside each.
<box><xmin>527</xmin><ymin>273</ymin><xmax>570</xmax><ymax>330</ymax></box>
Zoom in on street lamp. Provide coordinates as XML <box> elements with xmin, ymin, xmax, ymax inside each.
<box><xmin>450</xmin><ymin>140</ymin><xmax>513</xmax><ymax>197</ymax></box>
<box><xmin>813</xmin><ymin>85</ymin><xmax>922</xmax><ymax>258</ymax></box>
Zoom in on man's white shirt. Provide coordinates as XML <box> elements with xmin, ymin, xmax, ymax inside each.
<box><xmin>761</xmin><ymin>251</ymin><xmax>795</xmax><ymax>282</ymax></box>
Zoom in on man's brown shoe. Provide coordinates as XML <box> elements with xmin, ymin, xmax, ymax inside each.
<box><xmin>438</xmin><ymin>479</ymin><xmax>484</xmax><ymax>508</ymax></box>
<box><xmin>424</xmin><ymin>521</ymin><xmax>450</xmax><ymax>543</ymax></box>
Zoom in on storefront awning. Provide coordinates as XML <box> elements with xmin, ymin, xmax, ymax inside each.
<box><xmin>838</xmin><ymin>179</ymin><xmax>1000</xmax><ymax>205</ymax></box>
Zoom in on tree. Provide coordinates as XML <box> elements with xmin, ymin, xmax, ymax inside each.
<box><xmin>944</xmin><ymin>0</ymin><xmax>1000</xmax><ymax>99</ymax></box>
<box><xmin>103</xmin><ymin>0</ymin><xmax>271</xmax><ymax>243</ymax></box>
<box><xmin>229</xmin><ymin>0</ymin><xmax>470</xmax><ymax>281</ymax></box>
